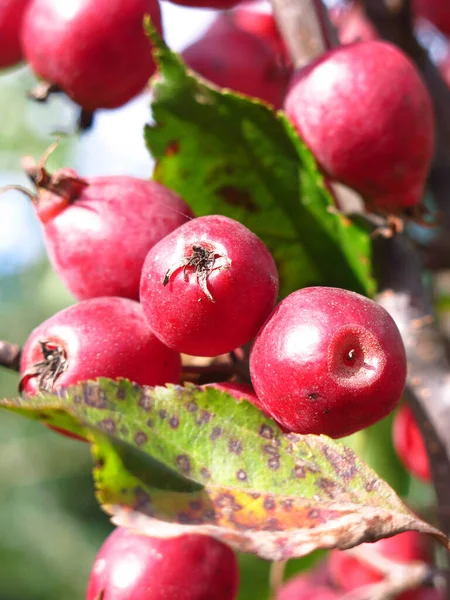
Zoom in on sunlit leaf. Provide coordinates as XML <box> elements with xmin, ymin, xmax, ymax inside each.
<box><xmin>1</xmin><ymin>379</ymin><xmax>447</xmax><ymax>561</ymax></box>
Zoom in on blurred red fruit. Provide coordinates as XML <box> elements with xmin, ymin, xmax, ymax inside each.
<box><xmin>229</xmin><ymin>3</ymin><xmax>291</xmax><ymax>66</ymax></box>
<box><xmin>329</xmin><ymin>2</ymin><xmax>379</xmax><ymax>44</ymax></box>
<box><xmin>86</xmin><ymin>528</ymin><xmax>239</xmax><ymax>600</ymax></box>
<box><xmin>182</xmin><ymin>18</ymin><xmax>290</xmax><ymax>108</ymax></box>
<box><xmin>0</xmin><ymin>0</ymin><xmax>31</xmax><ymax>68</ymax></box>
<box><xmin>414</xmin><ymin>0</ymin><xmax>450</xmax><ymax>36</ymax></box>
<box><xmin>393</xmin><ymin>404</ymin><xmax>431</xmax><ymax>482</ymax></box>
<box><xmin>329</xmin><ymin>531</ymin><xmax>432</xmax><ymax>600</ymax></box>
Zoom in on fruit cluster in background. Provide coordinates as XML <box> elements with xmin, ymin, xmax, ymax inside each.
<box><xmin>0</xmin><ymin>0</ymin><xmax>449</xmax><ymax>599</ymax></box>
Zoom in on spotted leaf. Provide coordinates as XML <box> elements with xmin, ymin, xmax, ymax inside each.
<box><xmin>1</xmin><ymin>379</ymin><xmax>448</xmax><ymax>561</ymax></box>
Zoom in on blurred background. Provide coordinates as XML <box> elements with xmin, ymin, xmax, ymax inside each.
<box><xmin>0</xmin><ymin>1</ymin><xmax>443</xmax><ymax>598</ymax></box>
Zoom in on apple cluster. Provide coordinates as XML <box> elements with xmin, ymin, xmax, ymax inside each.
<box><xmin>1</xmin><ymin>0</ymin><xmax>435</xmax><ymax>211</ymax></box>
<box><xmin>17</xmin><ymin>155</ymin><xmax>409</xmax><ymax>598</ymax></box>
<box><xmin>19</xmin><ymin>182</ymin><xmax>408</xmax><ymax>441</ymax></box>
<box><xmin>1</xmin><ymin>0</ymin><xmax>443</xmax><ymax>598</ymax></box>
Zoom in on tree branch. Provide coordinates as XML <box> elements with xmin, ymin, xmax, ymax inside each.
<box><xmin>0</xmin><ymin>341</ymin><xmax>21</xmax><ymax>372</ymax></box>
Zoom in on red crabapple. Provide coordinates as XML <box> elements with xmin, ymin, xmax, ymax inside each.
<box><xmin>0</xmin><ymin>0</ymin><xmax>31</xmax><ymax>69</ymax></box>
<box><xmin>413</xmin><ymin>0</ymin><xmax>450</xmax><ymax>36</ymax></box>
<box><xmin>23</xmin><ymin>159</ymin><xmax>192</xmax><ymax>301</ymax></box>
<box><xmin>21</xmin><ymin>297</ymin><xmax>181</xmax><ymax>396</ymax></box>
<box><xmin>215</xmin><ymin>5</ymin><xmax>291</xmax><ymax>67</ymax></box>
<box><xmin>140</xmin><ymin>215</ymin><xmax>279</xmax><ymax>357</ymax></box>
<box><xmin>249</xmin><ymin>287</ymin><xmax>406</xmax><ymax>438</ymax></box>
<box><xmin>182</xmin><ymin>18</ymin><xmax>290</xmax><ymax>109</ymax></box>
<box><xmin>393</xmin><ymin>404</ymin><xmax>431</xmax><ymax>483</ymax></box>
<box><xmin>284</xmin><ymin>41</ymin><xmax>434</xmax><ymax>212</ymax></box>
<box><xmin>329</xmin><ymin>531</ymin><xmax>431</xmax><ymax>600</ymax></box>
<box><xmin>86</xmin><ymin>527</ymin><xmax>239</xmax><ymax>600</ymax></box>
<box><xmin>21</xmin><ymin>0</ymin><xmax>162</xmax><ymax>110</ymax></box>
<box><xmin>20</xmin><ymin>298</ymin><xmax>181</xmax><ymax>440</ymax></box>
<box><xmin>329</xmin><ymin>2</ymin><xmax>379</xmax><ymax>44</ymax></box>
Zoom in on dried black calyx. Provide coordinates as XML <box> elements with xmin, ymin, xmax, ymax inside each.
<box><xmin>163</xmin><ymin>243</ymin><xmax>230</xmax><ymax>302</ymax></box>
<box><xmin>20</xmin><ymin>340</ymin><xmax>68</xmax><ymax>393</ymax></box>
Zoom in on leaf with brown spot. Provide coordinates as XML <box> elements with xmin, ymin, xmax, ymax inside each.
<box><xmin>1</xmin><ymin>379</ymin><xmax>448</xmax><ymax>561</ymax></box>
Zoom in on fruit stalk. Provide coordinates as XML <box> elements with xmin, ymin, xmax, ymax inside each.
<box><xmin>0</xmin><ymin>341</ymin><xmax>21</xmax><ymax>372</ymax></box>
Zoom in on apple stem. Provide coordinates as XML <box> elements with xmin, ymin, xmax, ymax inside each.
<box><xmin>0</xmin><ymin>341</ymin><xmax>21</xmax><ymax>372</ymax></box>
<box><xmin>269</xmin><ymin>560</ymin><xmax>287</xmax><ymax>599</ymax></box>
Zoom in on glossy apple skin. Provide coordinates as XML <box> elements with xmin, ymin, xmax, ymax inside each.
<box><xmin>140</xmin><ymin>215</ymin><xmax>279</xmax><ymax>357</ymax></box>
<box><xmin>182</xmin><ymin>20</ymin><xmax>290</xmax><ymax>109</ymax></box>
<box><xmin>250</xmin><ymin>287</ymin><xmax>406</xmax><ymax>438</ymax></box>
<box><xmin>86</xmin><ymin>528</ymin><xmax>239</xmax><ymax>600</ymax></box>
<box><xmin>393</xmin><ymin>404</ymin><xmax>431</xmax><ymax>482</ymax></box>
<box><xmin>0</xmin><ymin>0</ymin><xmax>31</xmax><ymax>68</ymax></box>
<box><xmin>284</xmin><ymin>41</ymin><xmax>434</xmax><ymax>211</ymax></box>
<box><xmin>21</xmin><ymin>297</ymin><xmax>182</xmax><ymax>396</ymax></box>
<box><xmin>37</xmin><ymin>174</ymin><xmax>193</xmax><ymax>301</ymax></box>
<box><xmin>21</xmin><ymin>0</ymin><xmax>162</xmax><ymax>110</ymax></box>
<box><xmin>329</xmin><ymin>531</ymin><xmax>432</xmax><ymax>600</ymax></box>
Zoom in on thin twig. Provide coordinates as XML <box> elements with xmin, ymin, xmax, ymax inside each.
<box><xmin>0</xmin><ymin>341</ymin><xmax>21</xmax><ymax>372</ymax></box>
<box><xmin>269</xmin><ymin>560</ymin><xmax>287</xmax><ymax>599</ymax></box>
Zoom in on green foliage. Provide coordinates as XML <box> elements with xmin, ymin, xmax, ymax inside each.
<box><xmin>2</xmin><ymin>379</ymin><xmax>447</xmax><ymax>564</ymax></box>
<box><xmin>144</xmin><ymin>21</ymin><xmax>375</xmax><ymax>298</ymax></box>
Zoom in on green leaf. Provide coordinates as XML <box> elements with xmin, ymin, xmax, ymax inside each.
<box><xmin>2</xmin><ymin>379</ymin><xmax>447</xmax><ymax>562</ymax></box>
<box><xmin>144</xmin><ymin>21</ymin><xmax>374</xmax><ymax>298</ymax></box>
